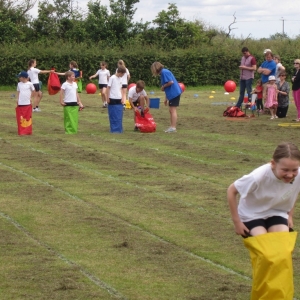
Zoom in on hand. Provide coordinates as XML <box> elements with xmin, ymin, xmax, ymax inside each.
<box><xmin>161</xmin><ymin>86</ymin><xmax>165</xmax><ymax>91</ymax></box>
<box><xmin>234</xmin><ymin>220</ymin><xmax>250</xmax><ymax>236</ymax></box>
<box><xmin>164</xmin><ymin>99</ymin><xmax>168</xmax><ymax>106</ymax></box>
<box><xmin>60</xmin><ymin>102</ymin><xmax>66</xmax><ymax>106</ymax></box>
<box><xmin>288</xmin><ymin>215</ymin><xmax>294</xmax><ymax>228</ymax></box>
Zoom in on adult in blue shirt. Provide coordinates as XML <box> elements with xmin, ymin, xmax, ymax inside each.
<box><xmin>257</xmin><ymin>51</ymin><xmax>277</xmax><ymax>102</ymax></box>
<box><xmin>151</xmin><ymin>62</ymin><xmax>182</xmax><ymax>133</ymax></box>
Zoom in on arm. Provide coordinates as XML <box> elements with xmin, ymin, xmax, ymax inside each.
<box><xmin>129</xmin><ymin>97</ymin><xmax>137</xmax><ymax>111</ymax></box>
<box><xmin>55</xmin><ymin>72</ymin><xmax>66</xmax><ymax>76</ymax></box>
<box><xmin>239</xmin><ymin>64</ymin><xmax>257</xmax><ymax>71</ymax></box>
<box><xmin>39</xmin><ymin>70</ymin><xmax>52</xmax><ymax>74</ymax></box>
<box><xmin>288</xmin><ymin>205</ymin><xmax>296</xmax><ymax>228</ymax></box>
<box><xmin>89</xmin><ymin>73</ymin><xmax>98</xmax><ymax>80</ymax></box>
<box><xmin>227</xmin><ymin>183</ymin><xmax>250</xmax><ymax>236</ymax></box>
<box><xmin>60</xmin><ymin>89</ymin><xmax>66</xmax><ymax>106</ymax></box>
<box><xmin>76</xmin><ymin>92</ymin><xmax>83</xmax><ymax>108</ymax></box>
<box><xmin>161</xmin><ymin>81</ymin><xmax>174</xmax><ymax>91</ymax></box>
<box><xmin>107</xmin><ymin>86</ymin><xmax>111</xmax><ymax>103</ymax></box>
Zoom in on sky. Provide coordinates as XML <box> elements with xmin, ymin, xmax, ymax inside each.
<box><xmin>30</xmin><ymin>0</ymin><xmax>300</xmax><ymax>39</ymax></box>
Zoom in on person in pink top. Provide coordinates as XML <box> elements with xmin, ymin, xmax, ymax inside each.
<box><xmin>236</xmin><ymin>47</ymin><xmax>257</xmax><ymax>108</ymax></box>
<box><xmin>264</xmin><ymin>75</ymin><xmax>278</xmax><ymax>120</ymax></box>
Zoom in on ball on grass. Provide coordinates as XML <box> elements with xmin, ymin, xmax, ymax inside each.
<box><xmin>224</xmin><ymin>80</ymin><xmax>236</xmax><ymax>93</ymax></box>
<box><xmin>86</xmin><ymin>83</ymin><xmax>97</xmax><ymax>94</ymax></box>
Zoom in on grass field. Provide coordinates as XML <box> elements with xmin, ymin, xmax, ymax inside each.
<box><xmin>1</xmin><ymin>86</ymin><xmax>300</xmax><ymax>300</ymax></box>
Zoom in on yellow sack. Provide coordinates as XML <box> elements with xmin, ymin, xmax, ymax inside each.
<box><xmin>244</xmin><ymin>231</ymin><xmax>297</xmax><ymax>300</ymax></box>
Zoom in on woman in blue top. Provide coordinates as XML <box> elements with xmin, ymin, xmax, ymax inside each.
<box><xmin>151</xmin><ymin>62</ymin><xmax>182</xmax><ymax>133</ymax></box>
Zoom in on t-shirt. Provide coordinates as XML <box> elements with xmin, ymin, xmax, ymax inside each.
<box><xmin>240</xmin><ymin>55</ymin><xmax>256</xmax><ymax>80</ymax></box>
<box><xmin>28</xmin><ymin>67</ymin><xmax>40</xmax><ymax>84</ymax></box>
<box><xmin>61</xmin><ymin>81</ymin><xmax>78</xmax><ymax>103</ymax></box>
<box><xmin>96</xmin><ymin>69</ymin><xmax>110</xmax><ymax>84</ymax></box>
<box><xmin>128</xmin><ymin>86</ymin><xmax>147</xmax><ymax>102</ymax></box>
<box><xmin>17</xmin><ymin>81</ymin><xmax>35</xmax><ymax>105</ymax></box>
<box><xmin>108</xmin><ymin>75</ymin><xmax>122</xmax><ymax>99</ymax></box>
<box><xmin>116</xmin><ymin>68</ymin><xmax>130</xmax><ymax>85</ymax></box>
<box><xmin>160</xmin><ymin>68</ymin><xmax>182</xmax><ymax>100</ymax></box>
<box><xmin>255</xmin><ymin>85</ymin><xmax>263</xmax><ymax>99</ymax></box>
<box><xmin>260</xmin><ymin>60</ymin><xmax>276</xmax><ymax>84</ymax></box>
<box><xmin>234</xmin><ymin>163</ymin><xmax>300</xmax><ymax>222</ymax></box>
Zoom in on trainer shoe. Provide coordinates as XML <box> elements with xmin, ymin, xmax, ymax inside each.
<box><xmin>164</xmin><ymin>127</ymin><xmax>176</xmax><ymax>133</ymax></box>
<box><xmin>35</xmin><ymin>107</ymin><xmax>41</xmax><ymax>112</ymax></box>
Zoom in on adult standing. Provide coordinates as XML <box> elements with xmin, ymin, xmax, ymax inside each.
<box><xmin>291</xmin><ymin>59</ymin><xmax>300</xmax><ymax>122</ymax></box>
<box><xmin>235</xmin><ymin>47</ymin><xmax>257</xmax><ymax>108</ymax></box>
<box><xmin>257</xmin><ymin>51</ymin><xmax>277</xmax><ymax>103</ymax></box>
<box><xmin>151</xmin><ymin>62</ymin><xmax>182</xmax><ymax>133</ymax></box>
<box><xmin>276</xmin><ymin>71</ymin><xmax>290</xmax><ymax>118</ymax></box>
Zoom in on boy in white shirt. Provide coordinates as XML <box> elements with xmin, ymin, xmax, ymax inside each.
<box><xmin>16</xmin><ymin>71</ymin><xmax>35</xmax><ymax>135</ymax></box>
<box><xmin>107</xmin><ymin>66</ymin><xmax>126</xmax><ymax>133</ymax></box>
<box><xmin>60</xmin><ymin>71</ymin><xmax>84</xmax><ymax>134</ymax></box>
<box><xmin>128</xmin><ymin>80</ymin><xmax>150</xmax><ymax>131</ymax></box>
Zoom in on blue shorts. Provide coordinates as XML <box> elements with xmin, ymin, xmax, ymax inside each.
<box><xmin>33</xmin><ymin>83</ymin><xmax>40</xmax><ymax>92</ymax></box>
<box><xmin>169</xmin><ymin>95</ymin><xmax>181</xmax><ymax>107</ymax></box>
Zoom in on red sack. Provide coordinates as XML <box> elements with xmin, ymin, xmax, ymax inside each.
<box><xmin>16</xmin><ymin>105</ymin><xmax>32</xmax><ymax>135</ymax></box>
<box><xmin>135</xmin><ymin>110</ymin><xmax>156</xmax><ymax>133</ymax></box>
<box><xmin>48</xmin><ymin>70</ymin><xmax>61</xmax><ymax>95</ymax></box>
<box><xmin>223</xmin><ymin>106</ymin><xmax>246</xmax><ymax>117</ymax></box>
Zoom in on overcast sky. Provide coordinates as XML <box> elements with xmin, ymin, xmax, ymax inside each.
<box><xmin>31</xmin><ymin>0</ymin><xmax>300</xmax><ymax>39</ymax></box>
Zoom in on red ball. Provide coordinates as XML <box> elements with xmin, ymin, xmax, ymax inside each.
<box><xmin>128</xmin><ymin>83</ymin><xmax>136</xmax><ymax>90</ymax></box>
<box><xmin>86</xmin><ymin>83</ymin><xmax>97</xmax><ymax>94</ymax></box>
<box><xmin>178</xmin><ymin>82</ymin><xmax>185</xmax><ymax>92</ymax></box>
<box><xmin>224</xmin><ymin>80</ymin><xmax>236</xmax><ymax>93</ymax></box>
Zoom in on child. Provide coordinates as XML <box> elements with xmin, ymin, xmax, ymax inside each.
<box><xmin>227</xmin><ymin>142</ymin><xmax>300</xmax><ymax>299</ymax></box>
<box><xmin>56</xmin><ymin>61</ymin><xmax>83</xmax><ymax>92</ymax></box>
<box><xmin>116</xmin><ymin>60</ymin><xmax>130</xmax><ymax>105</ymax></box>
<box><xmin>27</xmin><ymin>59</ymin><xmax>53</xmax><ymax>112</ymax></box>
<box><xmin>89</xmin><ymin>61</ymin><xmax>110</xmax><ymax>108</ymax></box>
<box><xmin>60</xmin><ymin>71</ymin><xmax>84</xmax><ymax>134</ymax></box>
<box><xmin>128</xmin><ymin>80</ymin><xmax>150</xmax><ymax>131</ymax></box>
<box><xmin>16</xmin><ymin>71</ymin><xmax>35</xmax><ymax>135</ymax></box>
<box><xmin>264</xmin><ymin>75</ymin><xmax>278</xmax><ymax>119</ymax></box>
<box><xmin>252</xmin><ymin>79</ymin><xmax>263</xmax><ymax>112</ymax></box>
<box><xmin>150</xmin><ymin>61</ymin><xmax>182</xmax><ymax>133</ymax></box>
<box><xmin>107</xmin><ymin>66</ymin><xmax>126</xmax><ymax>133</ymax></box>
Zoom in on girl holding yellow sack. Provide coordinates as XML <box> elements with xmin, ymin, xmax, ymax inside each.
<box><xmin>227</xmin><ymin>142</ymin><xmax>300</xmax><ymax>300</ymax></box>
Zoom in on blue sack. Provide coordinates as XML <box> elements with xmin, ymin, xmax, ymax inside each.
<box><xmin>108</xmin><ymin>104</ymin><xmax>123</xmax><ymax>133</ymax></box>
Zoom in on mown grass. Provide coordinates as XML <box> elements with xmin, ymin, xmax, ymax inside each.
<box><xmin>0</xmin><ymin>86</ymin><xmax>300</xmax><ymax>300</ymax></box>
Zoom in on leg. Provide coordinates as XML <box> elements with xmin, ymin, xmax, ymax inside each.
<box><xmin>236</xmin><ymin>80</ymin><xmax>246</xmax><ymax>108</ymax></box>
<box><xmin>266</xmin><ymin>216</ymin><xmax>289</xmax><ymax>233</ymax></box>
<box><xmin>245</xmin><ymin>78</ymin><xmax>253</xmax><ymax>102</ymax></box>
<box><xmin>293</xmin><ymin>89</ymin><xmax>300</xmax><ymax>119</ymax></box>
<box><xmin>121</xmin><ymin>88</ymin><xmax>127</xmax><ymax>104</ymax></box>
<box><xmin>169</xmin><ymin>106</ymin><xmax>177</xmax><ymax>128</ymax></box>
<box><xmin>243</xmin><ymin>219</ymin><xmax>268</xmax><ymax>237</ymax></box>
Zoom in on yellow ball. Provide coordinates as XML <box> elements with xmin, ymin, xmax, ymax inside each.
<box><xmin>230</xmin><ymin>97</ymin><xmax>236</xmax><ymax>100</ymax></box>
<box><xmin>209</xmin><ymin>95</ymin><xmax>214</xmax><ymax>99</ymax></box>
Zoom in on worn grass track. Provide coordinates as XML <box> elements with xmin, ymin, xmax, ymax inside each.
<box><xmin>0</xmin><ymin>88</ymin><xmax>299</xmax><ymax>299</ymax></box>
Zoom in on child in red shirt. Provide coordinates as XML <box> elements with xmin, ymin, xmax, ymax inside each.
<box><xmin>252</xmin><ymin>79</ymin><xmax>263</xmax><ymax>112</ymax></box>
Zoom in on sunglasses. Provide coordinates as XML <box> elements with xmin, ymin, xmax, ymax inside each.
<box><xmin>294</xmin><ymin>62</ymin><xmax>299</xmax><ymax>64</ymax></box>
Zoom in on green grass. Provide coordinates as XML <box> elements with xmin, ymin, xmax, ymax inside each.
<box><xmin>0</xmin><ymin>87</ymin><xmax>300</xmax><ymax>299</ymax></box>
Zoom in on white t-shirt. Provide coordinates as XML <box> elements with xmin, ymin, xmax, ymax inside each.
<box><xmin>275</xmin><ymin>63</ymin><xmax>283</xmax><ymax>81</ymax></box>
<box><xmin>61</xmin><ymin>81</ymin><xmax>78</xmax><ymax>103</ymax></box>
<box><xmin>28</xmin><ymin>67</ymin><xmax>41</xmax><ymax>84</ymax></box>
<box><xmin>234</xmin><ymin>163</ymin><xmax>300</xmax><ymax>222</ymax></box>
<box><xmin>116</xmin><ymin>68</ymin><xmax>130</xmax><ymax>85</ymax></box>
<box><xmin>96</xmin><ymin>69</ymin><xmax>110</xmax><ymax>84</ymax></box>
<box><xmin>128</xmin><ymin>86</ymin><xmax>147</xmax><ymax>102</ymax></box>
<box><xmin>108</xmin><ymin>75</ymin><xmax>122</xmax><ymax>99</ymax></box>
<box><xmin>17</xmin><ymin>81</ymin><xmax>35</xmax><ymax>105</ymax></box>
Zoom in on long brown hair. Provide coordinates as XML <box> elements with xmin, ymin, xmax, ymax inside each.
<box><xmin>273</xmin><ymin>142</ymin><xmax>300</xmax><ymax>162</ymax></box>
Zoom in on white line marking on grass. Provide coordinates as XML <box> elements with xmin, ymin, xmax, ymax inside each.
<box><xmin>0</xmin><ymin>162</ymin><xmax>250</xmax><ymax>281</ymax></box>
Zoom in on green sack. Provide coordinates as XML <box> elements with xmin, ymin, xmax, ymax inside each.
<box><xmin>64</xmin><ymin>105</ymin><xmax>78</xmax><ymax>134</ymax></box>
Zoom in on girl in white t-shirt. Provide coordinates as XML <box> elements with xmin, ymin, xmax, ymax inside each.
<box><xmin>27</xmin><ymin>59</ymin><xmax>52</xmax><ymax>112</ymax></box>
<box><xmin>116</xmin><ymin>60</ymin><xmax>130</xmax><ymax>105</ymax></box>
<box><xmin>227</xmin><ymin>142</ymin><xmax>300</xmax><ymax>237</ymax></box>
<box><xmin>89</xmin><ymin>61</ymin><xmax>110</xmax><ymax>108</ymax></box>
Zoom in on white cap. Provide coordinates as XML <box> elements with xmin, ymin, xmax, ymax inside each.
<box><xmin>264</xmin><ymin>49</ymin><xmax>272</xmax><ymax>54</ymax></box>
<box><xmin>268</xmin><ymin>75</ymin><xmax>276</xmax><ymax>81</ymax></box>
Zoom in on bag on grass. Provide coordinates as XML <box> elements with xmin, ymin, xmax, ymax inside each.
<box><xmin>135</xmin><ymin>110</ymin><xmax>156</xmax><ymax>133</ymax></box>
<box><xmin>223</xmin><ymin>106</ymin><xmax>245</xmax><ymax>117</ymax></box>
<box><xmin>243</xmin><ymin>231</ymin><xmax>297</xmax><ymax>300</ymax></box>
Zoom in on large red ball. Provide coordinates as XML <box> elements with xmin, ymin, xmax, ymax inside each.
<box><xmin>224</xmin><ymin>80</ymin><xmax>236</xmax><ymax>93</ymax></box>
<box><xmin>178</xmin><ymin>82</ymin><xmax>185</xmax><ymax>92</ymax></box>
<box><xmin>86</xmin><ymin>83</ymin><xmax>97</xmax><ymax>94</ymax></box>
<box><xmin>128</xmin><ymin>83</ymin><xmax>136</xmax><ymax>90</ymax></box>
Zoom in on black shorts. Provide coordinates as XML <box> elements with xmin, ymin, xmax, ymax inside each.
<box><xmin>132</xmin><ymin>101</ymin><xmax>139</xmax><ymax>107</ymax></box>
<box><xmin>169</xmin><ymin>95</ymin><xmax>180</xmax><ymax>107</ymax></box>
<box><xmin>33</xmin><ymin>83</ymin><xmax>40</xmax><ymax>92</ymax></box>
<box><xmin>243</xmin><ymin>216</ymin><xmax>288</xmax><ymax>231</ymax></box>
<box><xmin>98</xmin><ymin>84</ymin><xmax>107</xmax><ymax>89</ymax></box>
<box><xmin>122</xmin><ymin>84</ymin><xmax>128</xmax><ymax>89</ymax></box>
